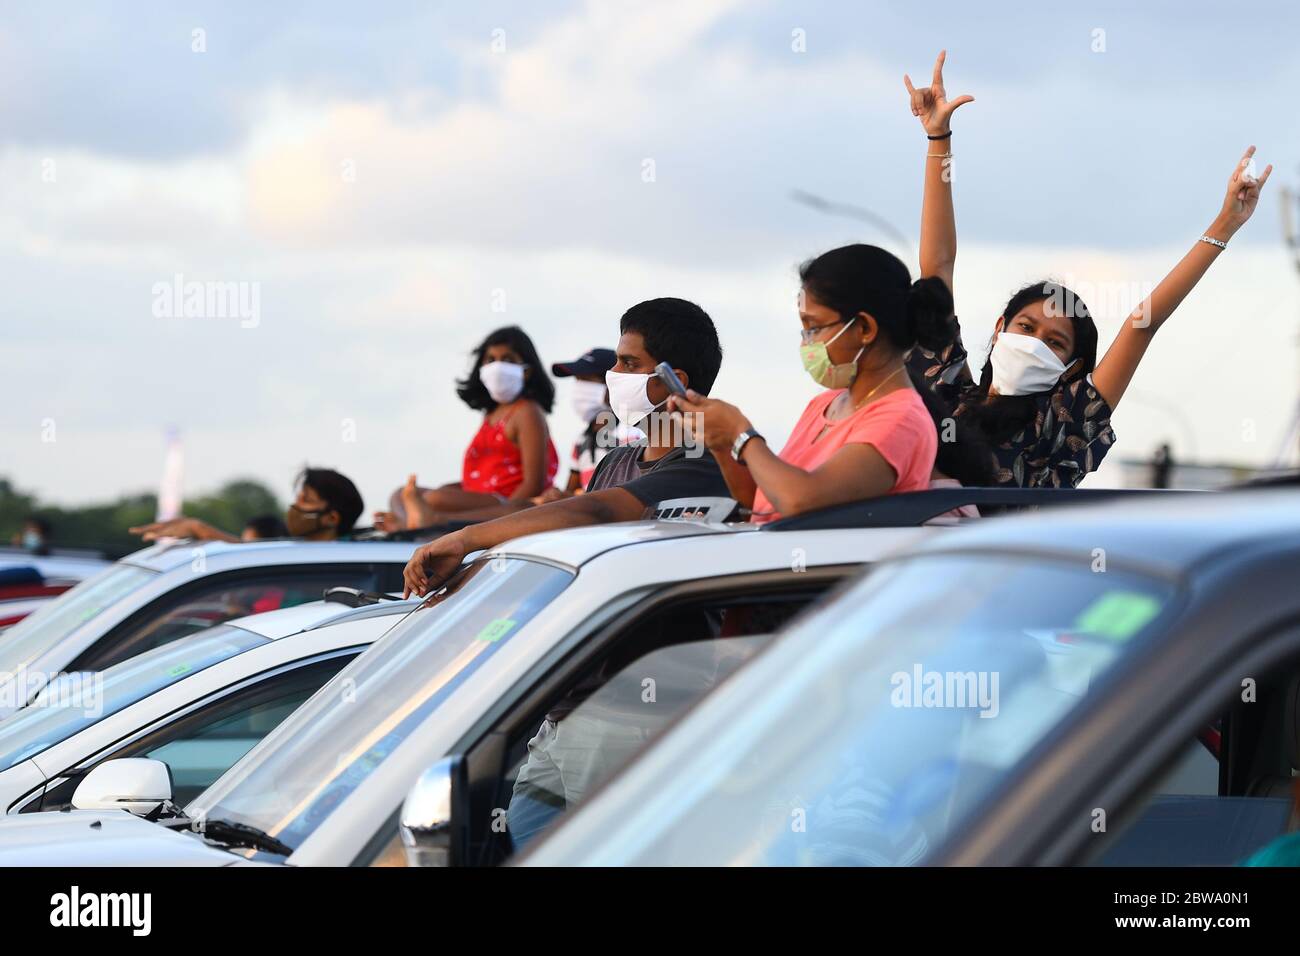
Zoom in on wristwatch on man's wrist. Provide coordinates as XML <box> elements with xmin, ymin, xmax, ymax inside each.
<box><xmin>731</xmin><ymin>428</ymin><xmax>764</xmax><ymax>464</ymax></box>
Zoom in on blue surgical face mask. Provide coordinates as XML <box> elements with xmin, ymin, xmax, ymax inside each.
<box><xmin>21</xmin><ymin>530</ymin><xmax>41</xmax><ymax>550</ymax></box>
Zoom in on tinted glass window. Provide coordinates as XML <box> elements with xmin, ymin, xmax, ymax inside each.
<box><xmin>144</xmin><ymin>668</ymin><xmax>348</xmax><ymax>807</ymax></box>
<box><xmin>506</xmin><ymin>633</ymin><xmax>772</xmax><ymax>852</ymax></box>
<box><xmin>0</xmin><ymin>625</ymin><xmax>265</xmax><ymax>771</ymax></box>
<box><xmin>80</xmin><ymin>569</ymin><xmax>374</xmax><ymax>671</ymax></box>
<box><xmin>529</xmin><ymin>555</ymin><xmax>1175</xmax><ymax>866</ymax></box>
<box><xmin>192</xmin><ymin>558</ymin><xmax>572</xmax><ymax>853</ymax></box>
<box><xmin>0</xmin><ymin>565</ymin><xmax>156</xmax><ymax>679</ymax></box>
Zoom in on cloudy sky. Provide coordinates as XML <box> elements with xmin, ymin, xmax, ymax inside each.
<box><xmin>5</xmin><ymin>0</ymin><xmax>1300</xmax><ymax>513</ymax></box>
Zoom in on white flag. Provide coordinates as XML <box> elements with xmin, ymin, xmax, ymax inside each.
<box><xmin>157</xmin><ymin>427</ymin><xmax>185</xmax><ymax>521</ymax></box>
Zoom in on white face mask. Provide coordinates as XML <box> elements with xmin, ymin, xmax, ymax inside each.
<box><xmin>990</xmin><ymin>332</ymin><xmax>1071</xmax><ymax>396</ymax></box>
<box><xmin>605</xmin><ymin>370</ymin><xmax>664</xmax><ymax>428</ymax></box>
<box><xmin>479</xmin><ymin>361</ymin><xmax>526</xmax><ymax>404</ymax></box>
<box><xmin>569</xmin><ymin>380</ymin><xmax>607</xmax><ymax>422</ymax></box>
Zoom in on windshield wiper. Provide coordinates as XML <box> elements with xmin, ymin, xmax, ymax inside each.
<box><xmin>195</xmin><ymin>817</ymin><xmax>293</xmax><ymax>857</ymax></box>
<box><xmin>142</xmin><ymin>800</ymin><xmax>189</xmax><ymax>824</ymax></box>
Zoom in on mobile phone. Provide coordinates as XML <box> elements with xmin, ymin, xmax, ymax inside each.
<box><xmin>655</xmin><ymin>361</ymin><xmax>688</xmax><ymax>398</ymax></box>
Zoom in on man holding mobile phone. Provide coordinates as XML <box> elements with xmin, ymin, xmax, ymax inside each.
<box><xmin>402</xmin><ymin>297</ymin><xmax>728</xmax><ymax>598</ymax></box>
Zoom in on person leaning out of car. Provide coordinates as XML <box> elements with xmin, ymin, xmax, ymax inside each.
<box><xmin>537</xmin><ymin>345</ymin><xmax>644</xmax><ymax>503</ymax></box>
<box><xmin>670</xmin><ymin>243</ymin><xmax>946</xmax><ymax>523</ymax></box>
<box><xmin>403</xmin><ymin>297</ymin><xmax>729</xmax><ymax>597</ymax></box>
<box><xmin>131</xmin><ymin>467</ymin><xmax>364</xmax><ymax>543</ymax></box>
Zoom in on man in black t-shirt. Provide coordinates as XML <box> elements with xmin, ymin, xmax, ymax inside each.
<box><xmin>585</xmin><ymin>441</ymin><xmax>728</xmax><ymax>504</ymax></box>
<box><xmin>402</xmin><ymin>297</ymin><xmax>728</xmax><ymax>598</ymax></box>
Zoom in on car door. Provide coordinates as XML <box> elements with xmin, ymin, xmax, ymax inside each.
<box><xmin>356</xmin><ymin>566</ymin><xmax>857</xmax><ymax>866</ymax></box>
<box><xmin>20</xmin><ymin>651</ymin><xmax>361</xmax><ymax>812</ymax></box>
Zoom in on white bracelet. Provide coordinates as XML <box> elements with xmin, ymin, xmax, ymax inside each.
<box><xmin>1198</xmin><ymin>234</ymin><xmax>1228</xmax><ymax>250</ymax></box>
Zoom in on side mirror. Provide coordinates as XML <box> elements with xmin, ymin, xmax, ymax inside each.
<box><xmin>71</xmin><ymin>758</ymin><xmax>173</xmax><ymax>815</ymax></box>
<box><xmin>399</xmin><ymin>755</ymin><xmax>467</xmax><ymax>867</ymax></box>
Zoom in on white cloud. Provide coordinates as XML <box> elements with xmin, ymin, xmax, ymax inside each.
<box><xmin>4</xmin><ymin>0</ymin><xmax>1299</xmax><ymax>517</ymax></box>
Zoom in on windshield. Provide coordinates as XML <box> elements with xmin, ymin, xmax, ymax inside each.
<box><xmin>0</xmin><ymin>563</ymin><xmax>156</xmax><ymax>679</ymax></box>
<box><xmin>535</xmin><ymin>554</ymin><xmax>1175</xmax><ymax>866</ymax></box>
<box><xmin>0</xmin><ymin>624</ymin><xmax>266</xmax><ymax>771</ymax></box>
<box><xmin>191</xmin><ymin>557</ymin><xmax>573</xmax><ymax>852</ymax></box>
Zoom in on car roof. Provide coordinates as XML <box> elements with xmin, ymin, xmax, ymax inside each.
<box><xmin>119</xmin><ymin>538</ymin><xmax>418</xmax><ymax>574</ymax></box>
<box><xmin>491</xmin><ymin>489</ymin><xmax>1203</xmax><ymax>568</ymax></box>
<box><xmin>491</xmin><ymin>519</ymin><xmax>745</xmax><ymax>567</ymax></box>
<box><xmin>911</xmin><ymin>488</ymin><xmax>1300</xmax><ymax>577</ymax></box>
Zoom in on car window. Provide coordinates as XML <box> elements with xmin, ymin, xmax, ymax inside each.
<box><xmin>361</xmin><ymin>583</ymin><xmax>833</xmax><ymax>867</ymax></box>
<box><xmin>1088</xmin><ymin>655</ymin><xmax>1300</xmax><ymax>867</ymax></box>
<box><xmin>504</xmin><ymin>632</ymin><xmax>773</xmax><ymax>854</ymax></box>
<box><xmin>0</xmin><ymin>564</ymin><xmax>156</xmax><ymax>679</ymax></box>
<box><xmin>524</xmin><ymin>554</ymin><xmax>1177</xmax><ymax>866</ymax></box>
<box><xmin>145</xmin><ymin>676</ymin><xmax>339</xmax><ymax>807</ymax></box>
<box><xmin>75</xmin><ymin>568</ymin><xmax>377</xmax><ymax>671</ymax></box>
<box><xmin>190</xmin><ymin>558</ymin><xmax>573</xmax><ymax>855</ymax></box>
<box><xmin>32</xmin><ymin>656</ymin><xmax>359</xmax><ymax>813</ymax></box>
<box><xmin>1086</xmin><ymin>733</ymin><xmax>1293</xmax><ymax>866</ymax></box>
<box><xmin>0</xmin><ymin>625</ymin><xmax>266</xmax><ymax>771</ymax></box>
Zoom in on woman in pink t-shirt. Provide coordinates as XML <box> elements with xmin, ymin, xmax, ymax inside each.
<box><xmin>670</xmin><ymin>244</ymin><xmax>952</xmax><ymax>523</ymax></box>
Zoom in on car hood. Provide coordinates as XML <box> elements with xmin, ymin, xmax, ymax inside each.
<box><xmin>0</xmin><ymin>810</ymin><xmax>240</xmax><ymax>866</ymax></box>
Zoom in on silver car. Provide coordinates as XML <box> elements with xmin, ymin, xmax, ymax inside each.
<box><xmin>0</xmin><ymin>538</ymin><xmax>415</xmax><ymax>718</ymax></box>
<box><xmin>0</xmin><ymin>515</ymin><xmax>933</xmax><ymax>865</ymax></box>
<box><xmin>0</xmin><ymin>596</ymin><xmax>415</xmax><ymax>817</ymax></box>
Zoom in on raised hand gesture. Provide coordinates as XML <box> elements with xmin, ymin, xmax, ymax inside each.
<box><xmin>1217</xmin><ymin>145</ymin><xmax>1272</xmax><ymax>237</ymax></box>
<box><xmin>903</xmin><ymin>50</ymin><xmax>973</xmax><ymax>136</ymax></box>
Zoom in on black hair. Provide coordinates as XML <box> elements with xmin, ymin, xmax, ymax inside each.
<box><xmin>619</xmin><ymin>298</ymin><xmax>723</xmax><ymax>395</ymax></box>
<box><xmin>908</xmin><ymin>369</ymin><xmax>997</xmax><ymax>487</ymax></box>
<box><xmin>243</xmin><ymin>514</ymin><xmax>289</xmax><ymax>539</ymax></box>
<box><xmin>967</xmin><ymin>281</ymin><xmax>1100</xmax><ymax>442</ymax></box>
<box><xmin>456</xmin><ymin>326</ymin><xmax>555</xmax><ymax>413</ymax></box>
<box><xmin>23</xmin><ymin>515</ymin><xmax>51</xmax><ymax>536</ymax></box>
<box><xmin>297</xmin><ymin>467</ymin><xmax>363</xmax><ymax>534</ymax></box>
<box><xmin>799</xmin><ymin>244</ymin><xmax>955</xmax><ymax>354</ymax></box>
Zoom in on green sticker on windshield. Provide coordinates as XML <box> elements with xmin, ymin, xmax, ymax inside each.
<box><xmin>1074</xmin><ymin>591</ymin><xmax>1161</xmax><ymax>641</ymax></box>
<box><xmin>167</xmin><ymin>663</ymin><xmax>192</xmax><ymax>677</ymax></box>
<box><xmin>476</xmin><ymin>618</ymin><xmax>516</xmax><ymax>643</ymax></box>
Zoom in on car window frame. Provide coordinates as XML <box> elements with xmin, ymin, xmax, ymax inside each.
<box><xmin>1073</xmin><ymin>630</ymin><xmax>1300</xmax><ymax>866</ymax></box>
<box><xmin>13</xmin><ymin>646</ymin><xmax>365</xmax><ymax>814</ymax></box>
<box><xmin>67</xmin><ymin>563</ymin><xmax>389</xmax><ymax>672</ymax></box>
<box><xmin>351</xmin><ymin>564</ymin><xmax>863</xmax><ymax>867</ymax></box>
<box><xmin>944</xmin><ymin>619</ymin><xmax>1300</xmax><ymax>866</ymax></box>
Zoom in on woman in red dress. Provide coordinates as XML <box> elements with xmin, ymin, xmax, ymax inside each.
<box><xmin>376</xmin><ymin>326</ymin><xmax>559</xmax><ymax>531</ymax></box>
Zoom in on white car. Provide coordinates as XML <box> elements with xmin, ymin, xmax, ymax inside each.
<box><xmin>0</xmin><ymin>506</ymin><xmax>937</xmax><ymax>866</ymax></box>
<box><xmin>0</xmin><ymin>538</ymin><xmax>416</xmax><ymax>718</ymax></box>
<box><xmin>0</xmin><ymin>489</ymin><xmax>1168</xmax><ymax>866</ymax></box>
<box><xmin>0</xmin><ymin>594</ymin><xmax>415</xmax><ymax>819</ymax></box>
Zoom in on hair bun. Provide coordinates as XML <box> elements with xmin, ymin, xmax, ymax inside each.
<box><xmin>906</xmin><ymin>276</ymin><xmax>956</xmax><ymax>352</ymax></box>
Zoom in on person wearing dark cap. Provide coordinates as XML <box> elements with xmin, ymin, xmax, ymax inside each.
<box><xmin>403</xmin><ymin>297</ymin><xmax>728</xmax><ymax>598</ymax></box>
<box><xmin>550</xmin><ymin>347</ymin><xmax>643</xmax><ymax>497</ymax></box>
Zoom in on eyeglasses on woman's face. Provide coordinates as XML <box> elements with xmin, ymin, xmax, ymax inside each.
<box><xmin>799</xmin><ymin>316</ymin><xmax>852</xmax><ymax>345</ymax></box>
